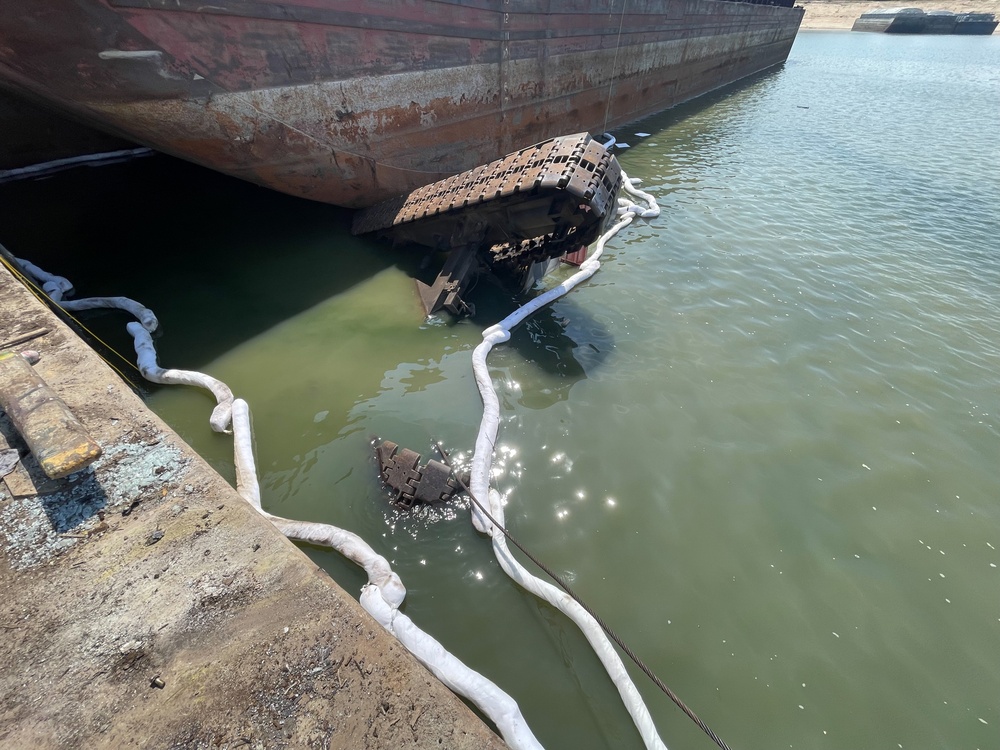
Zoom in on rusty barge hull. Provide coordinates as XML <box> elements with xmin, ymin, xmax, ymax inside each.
<box><xmin>0</xmin><ymin>0</ymin><xmax>803</xmax><ymax>208</ymax></box>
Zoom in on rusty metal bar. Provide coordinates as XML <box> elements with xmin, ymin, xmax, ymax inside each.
<box><xmin>0</xmin><ymin>351</ymin><xmax>102</xmax><ymax>479</ymax></box>
<box><xmin>0</xmin><ymin>327</ymin><xmax>49</xmax><ymax>351</ymax></box>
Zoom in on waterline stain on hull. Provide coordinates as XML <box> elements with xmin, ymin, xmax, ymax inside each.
<box><xmin>0</xmin><ymin>0</ymin><xmax>803</xmax><ymax>207</ymax></box>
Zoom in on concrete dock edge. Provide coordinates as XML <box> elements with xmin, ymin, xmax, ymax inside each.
<box><xmin>0</xmin><ymin>261</ymin><xmax>508</xmax><ymax>750</ymax></box>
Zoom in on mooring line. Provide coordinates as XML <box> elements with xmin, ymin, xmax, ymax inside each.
<box><xmin>602</xmin><ymin>0</ymin><xmax>629</xmax><ymax>136</ymax></box>
<box><xmin>464</xmin><ymin>173</ymin><xmax>673</xmax><ymax>749</ymax></box>
<box><xmin>0</xmin><ymin>251</ymin><xmax>142</xmax><ymax>381</ymax></box>
<box><xmin>435</xmin><ymin>444</ymin><xmax>734</xmax><ymax>750</ymax></box>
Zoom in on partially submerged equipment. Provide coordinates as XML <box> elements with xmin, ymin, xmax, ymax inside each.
<box><xmin>352</xmin><ymin>133</ymin><xmax>623</xmax><ymax>316</ymax></box>
<box><xmin>375</xmin><ymin>440</ymin><xmax>468</xmax><ymax>509</ymax></box>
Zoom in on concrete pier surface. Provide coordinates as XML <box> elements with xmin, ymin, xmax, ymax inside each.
<box><xmin>0</xmin><ymin>260</ymin><xmax>507</xmax><ymax>749</ymax></box>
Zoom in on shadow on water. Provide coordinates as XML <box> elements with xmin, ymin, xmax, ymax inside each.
<box><xmin>0</xmin><ymin>67</ymin><xmax>785</xmax><ymax>391</ymax></box>
<box><xmin>441</xmin><ymin>270</ymin><xmax>615</xmax><ymax>413</ymax></box>
<box><xmin>2</xmin><ymin>148</ymin><xmax>612</xmax><ymax>394</ymax></box>
<box><xmin>0</xmin><ymin>153</ymin><xmax>394</xmax><ymax>370</ymax></box>
<box><xmin>375</xmin><ymin>234</ymin><xmax>613</xmax><ymax>391</ymax></box>
<box><xmin>472</xmin><ymin>276</ymin><xmax>612</xmax><ymax>387</ymax></box>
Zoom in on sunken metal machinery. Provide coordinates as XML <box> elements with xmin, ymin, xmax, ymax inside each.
<box><xmin>374</xmin><ymin>441</ymin><xmax>469</xmax><ymax>510</ymax></box>
<box><xmin>352</xmin><ymin>132</ymin><xmax>623</xmax><ymax>316</ymax></box>
<box><xmin>359</xmin><ymin>133</ymin><xmax>622</xmax><ymax>506</ymax></box>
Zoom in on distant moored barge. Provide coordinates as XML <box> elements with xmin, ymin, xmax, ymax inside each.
<box><xmin>852</xmin><ymin>7</ymin><xmax>998</xmax><ymax>34</ymax></box>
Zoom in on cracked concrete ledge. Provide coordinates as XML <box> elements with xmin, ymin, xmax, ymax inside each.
<box><xmin>0</xmin><ymin>261</ymin><xmax>508</xmax><ymax>750</ymax></box>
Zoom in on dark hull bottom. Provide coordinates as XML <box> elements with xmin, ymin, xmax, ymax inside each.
<box><xmin>0</xmin><ymin>88</ymin><xmax>138</xmax><ymax>171</ymax></box>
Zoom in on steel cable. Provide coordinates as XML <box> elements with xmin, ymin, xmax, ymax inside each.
<box><xmin>436</xmin><ymin>443</ymin><xmax>734</xmax><ymax>750</ymax></box>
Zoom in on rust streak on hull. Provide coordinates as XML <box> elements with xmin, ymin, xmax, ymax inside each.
<box><xmin>0</xmin><ymin>0</ymin><xmax>803</xmax><ymax>207</ymax></box>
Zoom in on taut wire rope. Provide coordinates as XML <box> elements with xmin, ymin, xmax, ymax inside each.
<box><xmin>435</xmin><ymin>444</ymin><xmax>733</xmax><ymax>750</ymax></box>
<box><xmin>0</xmin><ymin>250</ymin><xmax>141</xmax><ymax>381</ymax></box>
<box><xmin>602</xmin><ymin>0</ymin><xmax>629</xmax><ymax>136</ymax></box>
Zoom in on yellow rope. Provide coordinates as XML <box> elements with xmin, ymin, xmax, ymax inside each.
<box><xmin>0</xmin><ymin>254</ymin><xmax>143</xmax><ymax>382</ymax></box>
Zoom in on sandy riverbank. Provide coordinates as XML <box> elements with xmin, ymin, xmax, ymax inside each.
<box><xmin>798</xmin><ymin>0</ymin><xmax>1000</xmax><ymax>29</ymax></box>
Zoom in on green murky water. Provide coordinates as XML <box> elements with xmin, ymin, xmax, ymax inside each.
<box><xmin>3</xmin><ymin>31</ymin><xmax>998</xmax><ymax>750</ymax></box>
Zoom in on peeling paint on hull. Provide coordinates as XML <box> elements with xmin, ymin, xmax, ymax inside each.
<box><xmin>0</xmin><ymin>0</ymin><xmax>803</xmax><ymax>207</ymax></box>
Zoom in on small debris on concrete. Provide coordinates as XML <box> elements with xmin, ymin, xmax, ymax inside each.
<box><xmin>145</xmin><ymin>529</ymin><xmax>165</xmax><ymax>546</ymax></box>
<box><xmin>1</xmin><ymin>448</ymin><xmax>20</xmax><ymax>478</ymax></box>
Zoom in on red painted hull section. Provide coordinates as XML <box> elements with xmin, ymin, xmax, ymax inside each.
<box><xmin>0</xmin><ymin>0</ymin><xmax>803</xmax><ymax>207</ymax></box>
